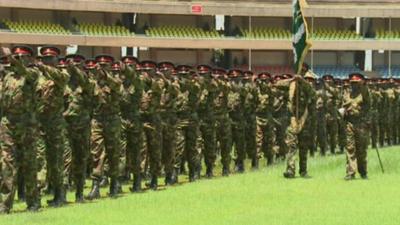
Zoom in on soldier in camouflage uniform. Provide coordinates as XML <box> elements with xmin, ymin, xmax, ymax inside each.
<box><xmin>256</xmin><ymin>72</ymin><xmax>275</xmax><ymax>166</ymax></box>
<box><xmin>378</xmin><ymin>79</ymin><xmax>389</xmax><ymax>147</ymax></box>
<box><xmin>315</xmin><ymin>79</ymin><xmax>328</xmax><ymax>156</ymax></box>
<box><xmin>335</xmin><ymin>78</ymin><xmax>346</xmax><ymax>153</ymax></box>
<box><xmin>86</xmin><ymin>54</ymin><xmax>122</xmax><ymax>199</ymax></box>
<box><xmin>174</xmin><ymin>65</ymin><xmax>201</xmax><ymax>182</ymax></box>
<box><xmin>158</xmin><ymin>62</ymin><xmax>180</xmax><ymax>184</ymax></box>
<box><xmin>227</xmin><ymin>69</ymin><xmax>247</xmax><ymax>172</ymax></box>
<box><xmin>242</xmin><ymin>71</ymin><xmax>259</xmax><ymax>169</ymax></box>
<box><xmin>36</xmin><ymin>46</ymin><xmax>69</xmax><ymax>207</ymax></box>
<box><xmin>0</xmin><ymin>46</ymin><xmax>41</xmax><ymax>213</ymax></box>
<box><xmin>64</xmin><ymin>54</ymin><xmax>94</xmax><ymax>202</ymax></box>
<box><xmin>214</xmin><ymin>69</ymin><xmax>233</xmax><ymax>176</ymax></box>
<box><xmin>197</xmin><ymin>65</ymin><xmax>218</xmax><ymax>178</ymax></box>
<box><xmin>322</xmin><ymin>75</ymin><xmax>339</xmax><ymax>154</ymax></box>
<box><xmin>367</xmin><ymin>78</ymin><xmax>380</xmax><ymax>149</ymax></box>
<box><xmin>386</xmin><ymin>78</ymin><xmax>398</xmax><ymax>145</ymax></box>
<box><xmin>282</xmin><ymin>65</ymin><xmax>315</xmax><ymax>178</ymax></box>
<box><xmin>340</xmin><ymin>73</ymin><xmax>370</xmax><ymax>180</ymax></box>
<box><xmin>119</xmin><ymin>56</ymin><xmax>144</xmax><ymax>192</ymax></box>
<box><xmin>139</xmin><ymin>61</ymin><xmax>163</xmax><ymax>190</ymax></box>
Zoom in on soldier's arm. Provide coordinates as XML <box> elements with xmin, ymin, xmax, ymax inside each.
<box><xmin>38</xmin><ymin>64</ymin><xmax>69</xmax><ymax>86</ymax></box>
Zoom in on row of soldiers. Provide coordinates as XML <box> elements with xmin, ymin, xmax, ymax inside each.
<box><xmin>0</xmin><ymin>45</ymin><xmax>393</xmax><ymax>214</ymax></box>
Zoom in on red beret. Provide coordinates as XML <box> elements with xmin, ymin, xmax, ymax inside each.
<box><xmin>12</xmin><ymin>46</ymin><xmax>33</xmax><ymax>56</ymax></box>
<box><xmin>158</xmin><ymin>61</ymin><xmax>175</xmax><ymax>70</ymax></box>
<box><xmin>349</xmin><ymin>73</ymin><xmax>365</xmax><ymax>82</ymax></box>
<box><xmin>95</xmin><ymin>54</ymin><xmax>114</xmax><ymax>64</ymax></box>
<box><xmin>140</xmin><ymin>60</ymin><xmax>157</xmax><ymax>70</ymax></box>
<box><xmin>40</xmin><ymin>46</ymin><xmax>61</xmax><ymax>57</ymax></box>
<box><xmin>85</xmin><ymin>59</ymin><xmax>97</xmax><ymax>69</ymax></box>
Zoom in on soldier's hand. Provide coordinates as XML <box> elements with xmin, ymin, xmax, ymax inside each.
<box><xmin>338</xmin><ymin>108</ymin><xmax>346</xmax><ymax>117</ymax></box>
<box><xmin>294</xmin><ymin>74</ymin><xmax>303</xmax><ymax>81</ymax></box>
<box><xmin>1</xmin><ymin>47</ymin><xmax>11</xmax><ymax>56</ymax></box>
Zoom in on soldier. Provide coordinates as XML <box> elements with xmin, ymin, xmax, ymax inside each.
<box><xmin>378</xmin><ymin>78</ymin><xmax>389</xmax><ymax>147</ymax></box>
<box><xmin>315</xmin><ymin>78</ymin><xmax>328</xmax><ymax>156</ymax></box>
<box><xmin>64</xmin><ymin>54</ymin><xmax>94</xmax><ymax>202</ymax></box>
<box><xmin>282</xmin><ymin>64</ymin><xmax>315</xmax><ymax>178</ymax></box>
<box><xmin>119</xmin><ymin>56</ymin><xmax>144</xmax><ymax>192</ymax></box>
<box><xmin>256</xmin><ymin>72</ymin><xmax>275</xmax><ymax>166</ymax></box>
<box><xmin>36</xmin><ymin>46</ymin><xmax>69</xmax><ymax>207</ymax></box>
<box><xmin>340</xmin><ymin>73</ymin><xmax>370</xmax><ymax>180</ymax></box>
<box><xmin>242</xmin><ymin>71</ymin><xmax>259</xmax><ymax>169</ymax></box>
<box><xmin>386</xmin><ymin>78</ymin><xmax>398</xmax><ymax>145</ymax></box>
<box><xmin>139</xmin><ymin>60</ymin><xmax>163</xmax><ymax>190</ymax></box>
<box><xmin>86</xmin><ymin>54</ymin><xmax>122</xmax><ymax>199</ymax></box>
<box><xmin>298</xmin><ymin>72</ymin><xmax>317</xmax><ymax>158</ymax></box>
<box><xmin>158</xmin><ymin>61</ymin><xmax>180</xmax><ymax>184</ymax></box>
<box><xmin>214</xmin><ymin>69</ymin><xmax>233</xmax><ymax>176</ymax></box>
<box><xmin>322</xmin><ymin>74</ymin><xmax>339</xmax><ymax>154</ymax></box>
<box><xmin>0</xmin><ymin>46</ymin><xmax>41</xmax><ymax>213</ymax></box>
<box><xmin>367</xmin><ymin>78</ymin><xmax>380</xmax><ymax>149</ymax></box>
<box><xmin>197</xmin><ymin>65</ymin><xmax>218</xmax><ymax>178</ymax></box>
<box><xmin>228</xmin><ymin>69</ymin><xmax>247</xmax><ymax>172</ymax></box>
<box><xmin>335</xmin><ymin>78</ymin><xmax>346</xmax><ymax>153</ymax></box>
<box><xmin>174</xmin><ymin>65</ymin><xmax>201</xmax><ymax>182</ymax></box>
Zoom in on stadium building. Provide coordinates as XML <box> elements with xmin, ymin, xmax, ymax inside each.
<box><xmin>1</xmin><ymin>0</ymin><xmax>400</xmax><ymax>77</ymax></box>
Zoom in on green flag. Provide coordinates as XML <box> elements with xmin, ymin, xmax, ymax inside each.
<box><xmin>292</xmin><ymin>0</ymin><xmax>312</xmax><ymax>74</ymax></box>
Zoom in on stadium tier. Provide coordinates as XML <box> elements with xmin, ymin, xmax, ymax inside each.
<box><xmin>240</xmin><ymin>27</ymin><xmax>291</xmax><ymax>40</ymax></box>
<box><xmin>75</xmin><ymin>22</ymin><xmax>133</xmax><ymax>36</ymax></box>
<box><xmin>313</xmin><ymin>65</ymin><xmax>363</xmax><ymax>78</ymax></box>
<box><xmin>375</xmin><ymin>66</ymin><xmax>400</xmax><ymax>78</ymax></box>
<box><xmin>311</xmin><ymin>28</ymin><xmax>363</xmax><ymax>41</ymax></box>
<box><xmin>2</xmin><ymin>19</ymin><xmax>71</xmax><ymax>35</ymax></box>
<box><xmin>375</xmin><ymin>29</ymin><xmax>400</xmax><ymax>40</ymax></box>
<box><xmin>145</xmin><ymin>25</ymin><xmax>222</xmax><ymax>38</ymax></box>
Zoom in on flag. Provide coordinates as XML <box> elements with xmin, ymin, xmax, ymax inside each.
<box><xmin>292</xmin><ymin>0</ymin><xmax>312</xmax><ymax>74</ymax></box>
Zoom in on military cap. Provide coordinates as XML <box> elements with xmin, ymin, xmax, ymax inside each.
<box><xmin>228</xmin><ymin>69</ymin><xmax>243</xmax><ymax>78</ymax></box>
<box><xmin>349</xmin><ymin>73</ymin><xmax>365</xmax><ymax>82</ymax></box>
<box><xmin>121</xmin><ymin>55</ymin><xmax>138</xmax><ymax>65</ymax></box>
<box><xmin>212</xmin><ymin>68</ymin><xmax>226</xmax><ymax>76</ymax></box>
<box><xmin>95</xmin><ymin>54</ymin><xmax>114</xmax><ymax>64</ymax></box>
<box><xmin>197</xmin><ymin>64</ymin><xmax>212</xmax><ymax>74</ymax></box>
<box><xmin>258</xmin><ymin>72</ymin><xmax>272</xmax><ymax>80</ymax></box>
<box><xmin>111</xmin><ymin>62</ymin><xmax>121</xmax><ymax>71</ymax></box>
<box><xmin>12</xmin><ymin>45</ymin><xmax>34</xmax><ymax>57</ymax></box>
<box><xmin>243</xmin><ymin>70</ymin><xmax>254</xmax><ymax>80</ymax></box>
<box><xmin>140</xmin><ymin>60</ymin><xmax>157</xmax><ymax>71</ymax></box>
<box><xmin>84</xmin><ymin>59</ymin><xmax>97</xmax><ymax>69</ymax></box>
<box><xmin>273</xmin><ymin>74</ymin><xmax>285</xmax><ymax>82</ymax></box>
<box><xmin>304</xmin><ymin>71</ymin><xmax>317</xmax><ymax>81</ymax></box>
<box><xmin>57</xmin><ymin>58</ymin><xmax>67</xmax><ymax>68</ymax></box>
<box><xmin>282</xmin><ymin>73</ymin><xmax>293</xmax><ymax>79</ymax></box>
<box><xmin>334</xmin><ymin>78</ymin><xmax>343</xmax><ymax>85</ymax></box>
<box><xmin>322</xmin><ymin>74</ymin><xmax>334</xmax><ymax>81</ymax></box>
<box><xmin>176</xmin><ymin>65</ymin><xmax>193</xmax><ymax>74</ymax></box>
<box><xmin>158</xmin><ymin>61</ymin><xmax>175</xmax><ymax>71</ymax></box>
<box><xmin>65</xmin><ymin>54</ymin><xmax>86</xmax><ymax>64</ymax></box>
<box><xmin>40</xmin><ymin>46</ymin><xmax>61</xmax><ymax>57</ymax></box>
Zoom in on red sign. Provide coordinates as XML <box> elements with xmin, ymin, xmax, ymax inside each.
<box><xmin>191</xmin><ymin>5</ymin><xmax>203</xmax><ymax>14</ymax></box>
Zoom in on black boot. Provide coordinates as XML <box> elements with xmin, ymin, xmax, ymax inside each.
<box><xmin>206</xmin><ymin>166</ymin><xmax>214</xmax><ymax>178</ymax></box>
<box><xmin>86</xmin><ymin>179</ymin><xmax>100</xmax><ymax>200</ymax></box>
<box><xmin>222</xmin><ymin>166</ymin><xmax>230</xmax><ymax>176</ymax></box>
<box><xmin>165</xmin><ymin>172</ymin><xmax>173</xmax><ymax>186</ymax></box>
<box><xmin>75</xmin><ymin>181</ymin><xmax>85</xmax><ymax>203</ymax></box>
<box><xmin>251</xmin><ymin>157</ymin><xmax>259</xmax><ymax>170</ymax></box>
<box><xmin>130</xmin><ymin>174</ymin><xmax>142</xmax><ymax>193</ymax></box>
<box><xmin>188</xmin><ymin>168</ymin><xmax>196</xmax><ymax>182</ymax></box>
<box><xmin>236</xmin><ymin>160</ymin><xmax>245</xmax><ymax>173</ymax></box>
<box><xmin>0</xmin><ymin>204</ymin><xmax>10</xmax><ymax>214</ymax></box>
<box><xmin>117</xmin><ymin>177</ymin><xmax>123</xmax><ymax>194</ymax></box>
<box><xmin>109</xmin><ymin>178</ymin><xmax>119</xmax><ymax>198</ymax></box>
<box><xmin>283</xmin><ymin>171</ymin><xmax>295</xmax><ymax>179</ymax></box>
<box><xmin>344</xmin><ymin>174</ymin><xmax>355</xmax><ymax>181</ymax></box>
<box><xmin>150</xmin><ymin>175</ymin><xmax>158</xmax><ymax>190</ymax></box>
<box><xmin>27</xmin><ymin>199</ymin><xmax>41</xmax><ymax>212</ymax></box>
<box><xmin>17</xmin><ymin>175</ymin><xmax>25</xmax><ymax>201</ymax></box>
<box><xmin>170</xmin><ymin>168</ymin><xmax>179</xmax><ymax>185</ymax></box>
<box><xmin>47</xmin><ymin>186</ymin><xmax>66</xmax><ymax>207</ymax></box>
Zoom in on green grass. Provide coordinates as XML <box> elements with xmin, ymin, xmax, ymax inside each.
<box><xmin>2</xmin><ymin>146</ymin><xmax>400</xmax><ymax>225</ymax></box>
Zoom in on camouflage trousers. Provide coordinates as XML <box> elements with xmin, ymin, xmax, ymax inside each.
<box><xmin>285</xmin><ymin>116</ymin><xmax>307</xmax><ymax>176</ymax></box>
<box><xmin>175</xmin><ymin>114</ymin><xmax>200</xmax><ymax>174</ymax></box>
<box><xmin>0</xmin><ymin>116</ymin><xmax>39</xmax><ymax>210</ymax></box>
<box><xmin>378</xmin><ymin>114</ymin><xmax>388</xmax><ymax>147</ymax></box>
<box><xmin>244</xmin><ymin>114</ymin><xmax>257</xmax><ymax>161</ymax></box>
<box><xmin>317</xmin><ymin>112</ymin><xmax>327</xmax><ymax>155</ymax></box>
<box><xmin>121</xmin><ymin>117</ymin><xmax>143</xmax><ymax>177</ymax></box>
<box><xmin>274</xmin><ymin>115</ymin><xmax>289</xmax><ymax>158</ymax></box>
<box><xmin>298</xmin><ymin>125</ymin><xmax>314</xmax><ymax>169</ymax></box>
<box><xmin>142</xmin><ymin>114</ymin><xmax>162</xmax><ymax>177</ymax></box>
<box><xmin>199</xmin><ymin>115</ymin><xmax>216</xmax><ymax>169</ymax></box>
<box><xmin>90</xmin><ymin>115</ymin><xmax>121</xmax><ymax>180</ymax></box>
<box><xmin>216</xmin><ymin>113</ymin><xmax>232</xmax><ymax>169</ymax></box>
<box><xmin>161</xmin><ymin>114</ymin><xmax>177</xmax><ymax>175</ymax></box>
<box><xmin>231</xmin><ymin>115</ymin><xmax>246</xmax><ymax>164</ymax></box>
<box><xmin>65</xmin><ymin>116</ymin><xmax>91</xmax><ymax>189</ymax></box>
<box><xmin>345</xmin><ymin>122</ymin><xmax>368</xmax><ymax>177</ymax></box>
<box><xmin>256</xmin><ymin>115</ymin><xmax>274</xmax><ymax>164</ymax></box>
<box><xmin>326</xmin><ymin>115</ymin><xmax>338</xmax><ymax>154</ymax></box>
<box><xmin>369</xmin><ymin>112</ymin><xmax>379</xmax><ymax>148</ymax></box>
<box><xmin>337</xmin><ymin>117</ymin><xmax>347</xmax><ymax>153</ymax></box>
<box><xmin>40</xmin><ymin>115</ymin><xmax>66</xmax><ymax>190</ymax></box>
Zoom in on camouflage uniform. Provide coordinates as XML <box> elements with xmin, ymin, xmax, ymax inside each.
<box><xmin>36</xmin><ymin>63</ymin><xmax>69</xmax><ymax>203</ymax></box>
<box><xmin>175</xmin><ymin>74</ymin><xmax>201</xmax><ymax>181</ymax></box>
<box><xmin>386</xmin><ymin>84</ymin><xmax>397</xmax><ymax>145</ymax></box>
<box><xmin>89</xmin><ymin>67</ymin><xmax>121</xmax><ymax>196</ymax></box>
<box><xmin>64</xmin><ymin>64</ymin><xmax>94</xmax><ymax>201</ymax></box>
<box><xmin>323</xmin><ymin>82</ymin><xmax>339</xmax><ymax>154</ymax></box>
<box><xmin>256</xmin><ymin>79</ymin><xmax>275</xmax><ymax>165</ymax></box>
<box><xmin>378</xmin><ymin>85</ymin><xmax>388</xmax><ymax>146</ymax></box>
<box><xmin>368</xmin><ymin>83</ymin><xmax>380</xmax><ymax>148</ymax></box>
<box><xmin>243</xmin><ymin>79</ymin><xmax>259</xmax><ymax>168</ymax></box>
<box><xmin>0</xmin><ymin>57</ymin><xmax>40</xmax><ymax>212</ymax></box>
<box><xmin>315</xmin><ymin>86</ymin><xmax>328</xmax><ymax>155</ymax></box>
<box><xmin>215</xmin><ymin>78</ymin><xmax>232</xmax><ymax>175</ymax></box>
<box><xmin>342</xmin><ymin>77</ymin><xmax>370</xmax><ymax>179</ymax></box>
<box><xmin>272</xmin><ymin>81</ymin><xmax>290</xmax><ymax>159</ymax></box>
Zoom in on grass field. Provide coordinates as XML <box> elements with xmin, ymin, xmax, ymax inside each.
<box><xmin>2</xmin><ymin>146</ymin><xmax>400</xmax><ymax>225</ymax></box>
